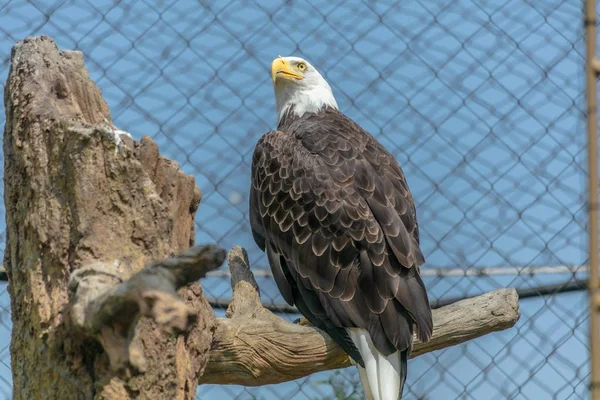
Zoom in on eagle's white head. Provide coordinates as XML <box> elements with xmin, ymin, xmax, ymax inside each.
<box><xmin>271</xmin><ymin>56</ymin><xmax>338</xmax><ymax>122</ymax></box>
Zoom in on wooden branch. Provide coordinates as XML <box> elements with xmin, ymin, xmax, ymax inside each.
<box><xmin>201</xmin><ymin>247</ymin><xmax>521</xmax><ymax>386</ymax></box>
<box><xmin>68</xmin><ymin>244</ymin><xmax>225</xmax><ymax>376</ymax></box>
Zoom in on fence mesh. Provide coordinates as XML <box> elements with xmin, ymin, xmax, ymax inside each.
<box><xmin>0</xmin><ymin>0</ymin><xmax>593</xmax><ymax>399</ymax></box>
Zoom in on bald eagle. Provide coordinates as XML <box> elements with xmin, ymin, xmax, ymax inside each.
<box><xmin>250</xmin><ymin>56</ymin><xmax>433</xmax><ymax>400</ymax></box>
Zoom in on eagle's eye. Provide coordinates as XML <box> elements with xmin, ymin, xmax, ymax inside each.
<box><xmin>297</xmin><ymin>62</ymin><xmax>307</xmax><ymax>72</ymax></box>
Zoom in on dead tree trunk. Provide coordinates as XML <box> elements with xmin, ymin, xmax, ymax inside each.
<box><xmin>3</xmin><ymin>35</ymin><xmax>223</xmax><ymax>400</ymax></box>
<box><xmin>3</xmin><ymin>36</ymin><xmax>521</xmax><ymax>400</ymax></box>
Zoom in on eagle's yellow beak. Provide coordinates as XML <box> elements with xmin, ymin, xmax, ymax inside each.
<box><xmin>271</xmin><ymin>56</ymin><xmax>303</xmax><ymax>83</ymax></box>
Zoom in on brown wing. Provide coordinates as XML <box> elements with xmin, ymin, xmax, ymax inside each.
<box><xmin>250</xmin><ymin>111</ymin><xmax>432</xmax><ymax>358</ymax></box>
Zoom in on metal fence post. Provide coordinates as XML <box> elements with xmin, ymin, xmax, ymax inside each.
<box><xmin>586</xmin><ymin>1</ymin><xmax>600</xmax><ymax>398</ymax></box>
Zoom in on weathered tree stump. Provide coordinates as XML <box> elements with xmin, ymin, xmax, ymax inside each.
<box><xmin>4</xmin><ymin>35</ymin><xmax>223</xmax><ymax>400</ymax></box>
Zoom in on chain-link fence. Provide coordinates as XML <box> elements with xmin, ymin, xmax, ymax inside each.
<box><xmin>0</xmin><ymin>0</ymin><xmax>593</xmax><ymax>399</ymax></box>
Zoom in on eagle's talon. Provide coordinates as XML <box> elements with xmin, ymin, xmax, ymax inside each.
<box><xmin>293</xmin><ymin>317</ymin><xmax>312</xmax><ymax>326</ymax></box>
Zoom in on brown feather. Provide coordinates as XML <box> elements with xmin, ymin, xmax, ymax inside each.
<box><xmin>249</xmin><ymin>107</ymin><xmax>433</xmax><ymax>360</ymax></box>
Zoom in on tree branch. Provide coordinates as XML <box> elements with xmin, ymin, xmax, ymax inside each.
<box><xmin>201</xmin><ymin>247</ymin><xmax>521</xmax><ymax>386</ymax></box>
<box><xmin>68</xmin><ymin>244</ymin><xmax>226</xmax><ymax>376</ymax></box>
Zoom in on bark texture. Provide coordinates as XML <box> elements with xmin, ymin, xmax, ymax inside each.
<box><xmin>4</xmin><ymin>35</ymin><xmax>217</xmax><ymax>400</ymax></box>
<box><xmin>69</xmin><ymin>244</ymin><xmax>225</xmax><ymax>378</ymax></box>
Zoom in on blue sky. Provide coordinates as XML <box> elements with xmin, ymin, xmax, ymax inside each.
<box><xmin>0</xmin><ymin>1</ymin><xmax>592</xmax><ymax>399</ymax></box>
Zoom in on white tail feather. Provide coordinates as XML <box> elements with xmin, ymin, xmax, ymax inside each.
<box><xmin>357</xmin><ymin>364</ymin><xmax>375</xmax><ymax>400</ymax></box>
<box><xmin>348</xmin><ymin>329</ymin><xmax>405</xmax><ymax>400</ymax></box>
